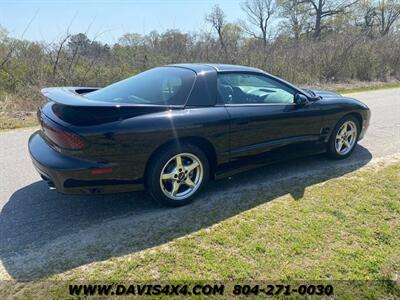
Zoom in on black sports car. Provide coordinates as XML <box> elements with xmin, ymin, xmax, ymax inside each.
<box><xmin>29</xmin><ymin>64</ymin><xmax>370</xmax><ymax>206</ymax></box>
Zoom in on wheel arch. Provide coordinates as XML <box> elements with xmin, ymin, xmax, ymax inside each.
<box><xmin>347</xmin><ymin>112</ymin><xmax>363</xmax><ymax>133</ymax></box>
<box><xmin>330</xmin><ymin>112</ymin><xmax>363</xmax><ymax>139</ymax></box>
<box><xmin>144</xmin><ymin>136</ymin><xmax>218</xmax><ymax>182</ymax></box>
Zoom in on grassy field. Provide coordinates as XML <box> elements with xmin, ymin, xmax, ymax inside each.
<box><xmin>0</xmin><ymin>81</ymin><xmax>399</xmax><ymax>131</ymax></box>
<box><xmin>2</xmin><ymin>159</ymin><xmax>399</xmax><ymax>299</ymax></box>
<box><xmin>335</xmin><ymin>82</ymin><xmax>400</xmax><ymax>94</ymax></box>
<box><xmin>0</xmin><ymin>111</ymin><xmax>37</xmax><ymax>130</ymax></box>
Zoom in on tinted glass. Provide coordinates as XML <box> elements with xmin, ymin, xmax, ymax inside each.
<box><xmin>85</xmin><ymin>67</ymin><xmax>195</xmax><ymax>105</ymax></box>
<box><xmin>217</xmin><ymin>73</ymin><xmax>295</xmax><ymax>104</ymax></box>
<box><xmin>186</xmin><ymin>71</ymin><xmax>217</xmax><ymax>106</ymax></box>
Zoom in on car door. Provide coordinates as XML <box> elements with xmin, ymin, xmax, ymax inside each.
<box><xmin>217</xmin><ymin>72</ymin><xmax>324</xmax><ymax>165</ymax></box>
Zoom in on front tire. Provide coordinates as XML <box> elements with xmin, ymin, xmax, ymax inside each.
<box><xmin>327</xmin><ymin>115</ymin><xmax>360</xmax><ymax>159</ymax></box>
<box><xmin>145</xmin><ymin>143</ymin><xmax>209</xmax><ymax>207</ymax></box>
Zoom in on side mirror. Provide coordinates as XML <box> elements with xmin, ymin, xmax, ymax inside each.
<box><xmin>294</xmin><ymin>94</ymin><xmax>308</xmax><ymax>107</ymax></box>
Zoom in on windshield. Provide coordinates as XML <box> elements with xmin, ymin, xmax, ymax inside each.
<box><xmin>85</xmin><ymin>67</ymin><xmax>196</xmax><ymax>105</ymax></box>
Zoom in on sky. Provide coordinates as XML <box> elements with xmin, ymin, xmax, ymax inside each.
<box><xmin>0</xmin><ymin>0</ymin><xmax>244</xmax><ymax>44</ymax></box>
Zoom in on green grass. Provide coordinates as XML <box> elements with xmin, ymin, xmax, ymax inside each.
<box><xmin>336</xmin><ymin>82</ymin><xmax>400</xmax><ymax>94</ymax></box>
<box><xmin>2</xmin><ymin>161</ymin><xmax>399</xmax><ymax>299</ymax></box>
<box><xmin>0</xmin><ymin>112</ymin><xmax>37</xmax><ymax>130</ymax></box>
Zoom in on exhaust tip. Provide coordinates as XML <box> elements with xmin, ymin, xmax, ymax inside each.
<box><xmin>41</xmin><ymin>174</ymin><xmax>56</xmax><ymax>190</ymax></box>
<box><xmin>47</xmin><ymin>181</ymin><xmax>56</xmax><ymax>190</ymax></box>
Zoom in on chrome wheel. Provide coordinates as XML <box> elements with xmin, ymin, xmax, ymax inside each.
<box><xmin>335</xmin><ymin>120</ymin><xmax>357</xmax><ymax>155</ymax></box>
<box><xmin>159</xmin><ymin>153</ymin><xmax>204</xmax><ymax>201</ymax></box>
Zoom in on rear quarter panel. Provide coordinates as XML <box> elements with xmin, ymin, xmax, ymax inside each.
<box><xmin>68</xmin><ymin>107</ymin><xmax>231</xmax><ymax>181</ymax></box>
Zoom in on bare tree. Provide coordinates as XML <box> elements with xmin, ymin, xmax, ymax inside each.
<box><xmin>241</xmin><ymin>0</ymin><xmax>276</xmax><ymax>46</ymax></box>
<box><xmin>278</xmin><ymin>0</ymin><xmax>311</xmax><ymax>39</ymax></box>
<box><xmin>0</xmin><ymin>10</ymin><xmax>38</xmax><ymax>72</ymax></box>
<box><xmin>51</xmin><ymin>34</ymin><xmax>70</xmax><ymax>82</ymax></box>
<box><xmin>221</xmin><ymin>23</ymin><xmax>244</xmax><ymax>63</ymax></box>
<box><xmin>356</xmin><ymin>0</ymin><xmax>378</xmax><ymax>35</ymax></box>
<box><xmin>118</xmin><ymin>33</ymin><xmax>143</xmax><ymax>47</ymax></box>
<box><xmin>0</xmin><ymin>25</ymin><xmax>8</xmax><ymax>42</ymax></box>
<box><xmin>205</xmin><ymin>5</ymin><xmax>228</xmax><ymax>57</ymax></box>
<box><xmin>299</xmin><ymin>0</ymin><xmax>360</xmax><ymax>38</ymax></box>
<box><xmin>376</xmin><ymin>0</ymin><xmax>400</xmax><ymax>35</ymax></box>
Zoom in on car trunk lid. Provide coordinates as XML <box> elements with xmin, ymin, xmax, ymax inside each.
<box><xmin>40</xmin><ymin>87</ymin><xmax>171</xmax><ymax>126</ymax></box>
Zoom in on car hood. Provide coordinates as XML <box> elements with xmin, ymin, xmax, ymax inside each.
<box><xmin>303</xmin><ymin>89</ymin><xmax>342</xmax><ymax>98</ymax></box>
<box><xmin>309</xmin><ymin>89</ymin><xmax>341</xmax><ymax>98</ymax></box>
<box><xmin>306</xmin><ymin>89</ymin><xmax>369</xmax><ymax>110</ymax></box>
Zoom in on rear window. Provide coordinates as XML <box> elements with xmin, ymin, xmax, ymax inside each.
<box><xmin>85</xmin><ymin>67</ymin><xmax>195</xmax><ymax>105</ymax></box>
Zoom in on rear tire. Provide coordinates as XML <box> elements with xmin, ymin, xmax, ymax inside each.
<box><xmin>145</xmin><ymin>143</ymin><xmax>209</xmax><ymax>207</ymax></box>
<box><xmin>327</xmin><ymin>115</ymin><xmax>360</xmax><ymax>159</ymax></box>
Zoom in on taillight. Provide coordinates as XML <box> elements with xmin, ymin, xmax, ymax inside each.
<box><xmin>90</xmin><ymin>167</ymin><xmax>113</xmax><ymax>175</ymax></box>
<box><xmin>41</xmin><ymin>118</ymin><xmax>85</xmax><ymax>150</ymax></box>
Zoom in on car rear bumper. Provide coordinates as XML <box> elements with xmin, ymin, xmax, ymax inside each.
<box><xmin>28</xmin><ymin>131</ymin><xmax>144</xmax><ymax>194</ymax></box>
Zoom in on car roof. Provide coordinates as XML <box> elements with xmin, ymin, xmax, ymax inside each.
<box><xmin>166</xmin><ymin>63</ymin><xmax>308</xmax><ymax>104</ymax></box>
<box><xmin>169</xmin><ymin>63</ymin><xmax>263</xmax><ymax>74</ymax></box>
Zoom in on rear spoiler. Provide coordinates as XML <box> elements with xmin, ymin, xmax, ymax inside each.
<box><xmin>40</xmin><ymin>87</ymin><xmax>174</xmax><ymax>126</ymax></box>
<box><xmin>41</xmin><ymin>87</ymin><xmax>176</xmax><ymax>108</ymax></box>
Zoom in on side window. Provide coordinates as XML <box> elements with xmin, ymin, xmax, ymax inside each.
<box><xmin>217</xmin><ymin>73</ymin><xmax>295</xmax><ymax>105</ymax></box>
<box><xmin>162</xmin><ymin>76</ymin><xmax>182</xmax><ymax>102</ymax></box>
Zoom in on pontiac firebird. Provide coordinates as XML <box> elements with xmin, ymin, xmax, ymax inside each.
<box><xmin>29</xmin><ymin>64</ymin><xmax>370</xmax><ymax>206</ymax></box>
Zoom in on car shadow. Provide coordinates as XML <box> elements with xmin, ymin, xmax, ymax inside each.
<box><xmin>0</xmin><ymin>145</ymin><xmax>372</xmax><ymax>280</ymax></box>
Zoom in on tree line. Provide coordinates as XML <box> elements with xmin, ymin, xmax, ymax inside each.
<box><xmin>0</xmin><ymin>0</ymin><xmax>399</xmax><ymax>110</ymax></box>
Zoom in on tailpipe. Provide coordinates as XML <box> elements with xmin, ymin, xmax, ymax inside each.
<box><xmin>41</xmin><ymin>174</ymin><xmax>56</xmax><ymax>190</ymax></box>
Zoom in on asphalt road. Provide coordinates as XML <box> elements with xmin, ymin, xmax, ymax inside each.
<box><xmin>0</xmin><ymin>88</ymin><xmax>399</xmax><ymax>280</ymax></box>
